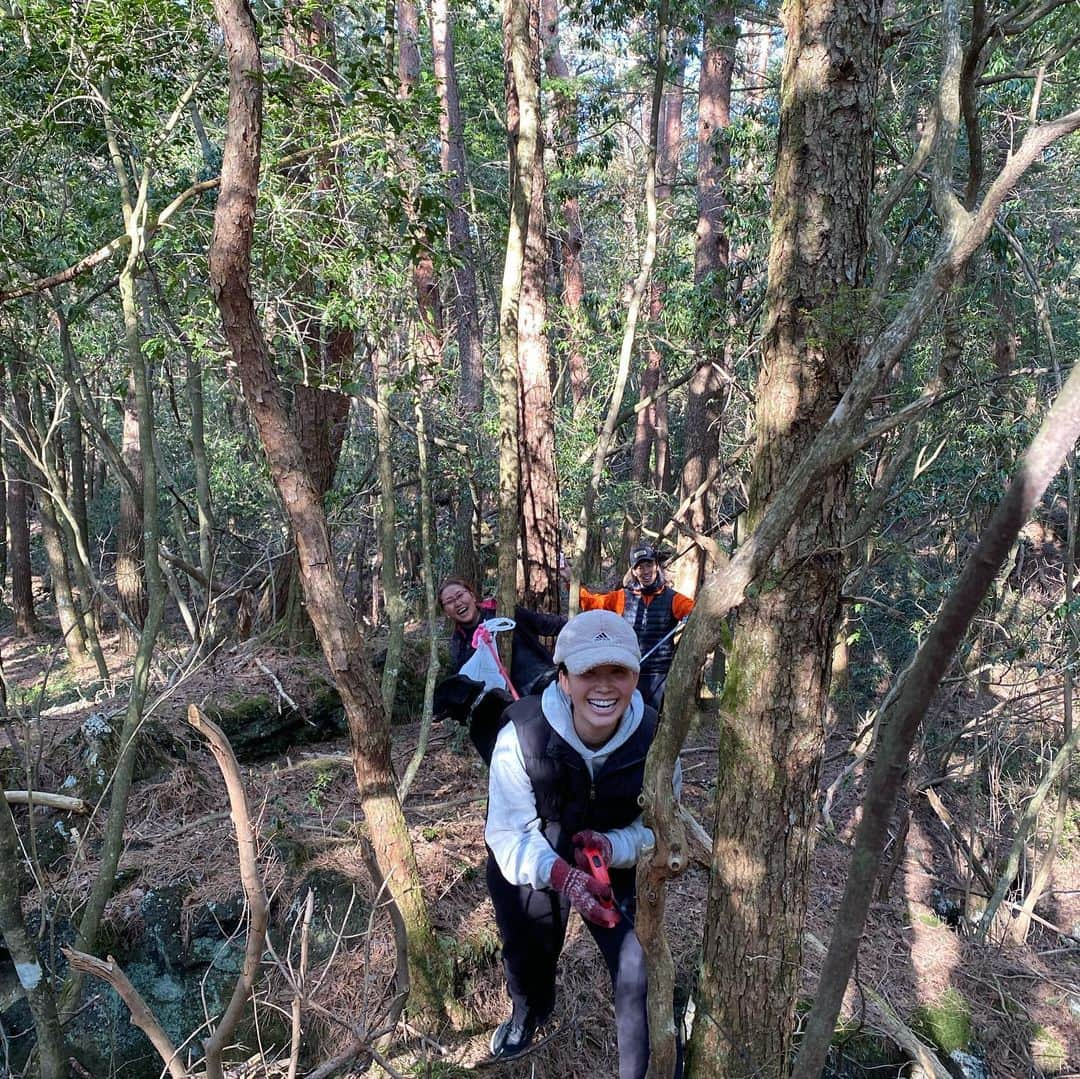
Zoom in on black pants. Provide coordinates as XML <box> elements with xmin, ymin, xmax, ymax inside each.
<box><xmin>486</xmin><ymin>851</ymin><xmax>650</xmax><ymax>1079</ymax></box>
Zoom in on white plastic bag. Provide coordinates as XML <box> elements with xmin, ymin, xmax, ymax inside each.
<box><xmin>458</xmin><ymin>618</ymin><xmax>517</xmax><ymax>694</ymax></box>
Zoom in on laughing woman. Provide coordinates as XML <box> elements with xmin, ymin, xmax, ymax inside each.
<box><xmin>483</xmin><ymin>610</ymin><xmax>682</xmax><ymax>1077</ymax></box>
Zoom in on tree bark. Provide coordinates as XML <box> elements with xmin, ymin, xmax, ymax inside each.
<box><xmin>628</xmin><ymin>38</ymin><xmax>686</xmax><ymax>542</ymax></box>
<box><xmin>117</xmin><ymin>372</ymin><xmax>147</xmax><ymax>652</ymax></box>
<box><xmin>26</xmin><ymin>378</ymin><xmax>88</xmax><ymax>662</ymax></box>
<box><xmin>0</xmin><ymin>795</ymin><xmax>69</xmax><ymax>1078</ymax></box>
<box><xmin>540</xmin><ymin>0</ymin><xmax>589</xmax><ymax>414</ymax></box>
<box><xmin>793</xmin><ymin>337</ymin><xmax>1080</xmax><ymax>1079</ymax></box>
<box><xmin>497</xmin><ymin>0</ymin><xmax>541</xmax><ymax>616</ymax></box>
<box><xmin>208</xmin><ymin>0</ymin><xmax>445</xmax><ymax>1017</ymax></box>
<box><xmin>673</xmin><ymin>6</ymin><xmax>735</xmax><ymax>598</ymax></box>
<box><xmin>430</xmin><ymin>0</ymin><xmax>484</xmax><ymax>579</ymax></box>
<box><xmin>516</xmin><ymin>8</ymin><xmax>560</xmax><ymax>613</ymax></box>
<box><xmin>568</xmin><ymin>0</ymin><xmax>669</xmax><ymax>611</ymax></box>
<box><xmin>688</xmin><ymin>0</ymin><xmax>882</xmax><ymax>1072</ymax></box>
<box><xmin>3</xmin><ymin>361</ymin><xmax>38</xmax><ymax>637</ymax></box>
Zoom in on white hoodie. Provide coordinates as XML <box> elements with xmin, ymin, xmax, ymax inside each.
<box><xmin>485</xmin><ymin>681</ymin><xmax>682</xmax><ymax>888</ymax></box>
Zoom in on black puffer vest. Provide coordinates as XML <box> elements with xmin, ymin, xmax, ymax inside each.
<box><xmin>509</xmin><ymin>695</ymin><xmax>657</xmax><ymax>864</ymax></box>
<box><xmin>622</xmin><ymin>586</ymin><xmax>676</xmax><ymax>674</ymax></box>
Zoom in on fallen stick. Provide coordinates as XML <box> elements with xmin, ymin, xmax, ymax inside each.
<box><xmin>803</xmin><ymin>933</ymin><xmax>951</xmax><ymax>1079</ymax></box>
<box><xmin>4</xmin><ymin>790</ymin><xmax>88</xmax><ymax>814</ymax></box>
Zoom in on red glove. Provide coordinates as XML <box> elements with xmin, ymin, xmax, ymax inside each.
<box><xmin>572</xmin><ymin>830</ymin><xmax>613</xmax><ymax>873</ymax></box>
<box><xmin>549</xmin><ymin>858</ymin><xmax>620</xmax><ymax>928</ymax></box>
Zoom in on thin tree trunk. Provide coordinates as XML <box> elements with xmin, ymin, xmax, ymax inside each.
<box><xmin>117</xmin><ymin>373</ymin><xmax>146</xmax><ymax>652</ymax></box>
<box><xmin>64</xmin><ymin>185</ymin><xmax>165</xmax><ymax>1014</ymax></box>
<box><xmin>398</xmin><ymin>371</ymin><xmax>439</xmax><ymax>801</ymax></box>
<box><xmin>628</xmin><ymin>39</ymin><xmax>685</xmax><ymax>544</ymax></box>
<box><xmin>0</xmin><ymin>795</ymin><xmax>69</xmax><ymax>1077</ymax></box>
<box><xmin>568</xmin><ymin>0</ymin><xmax>669</xmax><ymax>613</ymax></box>
<box><xmin>208</xmin><ymin>0</ymin><xmax>446</xmax><ymax>1016</ymax></box>
<box><xmin>431</xmin><ymin>0</ymin><xmax>483</xmax><ymax>580</ymax></box>
<box><xmin>793</xmin><ymin>351</ymin><xmax>1080</xmax><ymax>1078</ymax></box>
<box><xmin>4</xmin><ymin>363</ymin><xmax>38</xmax><ymax>636</ymax></box>
<box><xmin>497</xmin><ymin>0</ymin><xmax>541</xmax><ymax>617</ymax></box>
<box><xmin>25</xmin><ymin>378</ymin><xmax>88</xmax><ymax>662</ymax></box>
<box><xmin>52</xmin><ymin>302</ymin><xmax>92</xmax><ymax>560</ymax></box>
<box><xmin>540</xmin><ymin>0</ymin><xmax>589</xmax><ymax>414</ymax></box>
<box><xmin>673</xmin><ymin>5</ymin><xmax>735</xmax><ymax>598</ymax></box>
<box><xmin>0</xmin><ymin>416</ymin><xmax>6</xmax><ymax>589</ymax></box>
<box><xmin>374</xmin><ymin>348</ymin><xmax>406</xmax><ymax>718</ymax></box>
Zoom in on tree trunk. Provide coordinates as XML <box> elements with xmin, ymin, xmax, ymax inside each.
<box><xmin>3</xmin><ymin>362</ymin><xmax>38</xmax><ymax>636</ymax></box>
<box><xmin>688</xmin><ymin>0</ymin><xmax>882</xmax><ymax>1072</ymax></box>
<box><xmin>793</xmin><ymin>343</ymin><xmax>1080</xmax><ymax>1078</ymax></box>
<box><xmin>208</xmin><ymin>0</ymin><xmax>446</xmax><ymax>1017</ymax></box>
<box><xmin>540</xmin><ymin>0</ymin><xmax>589</xmax><ymax>414</ymax></box>
<box><xmin>53</xmin><ymin>301</ymin><xmax>92</xmax><ymax>559</ymax></box>
<box><xmin>628</xmin><ymin>39</ymin><xmax>685</xmax><ymax>542</ymax></box>
<box><xmin>24</xmin><ymin>378</ymin><xmax>88</xmax><ymax>662</ymax></box>
<box><xmin>516</xmin><ymin>17</ymin><xmax>560</xmax><ymax>613</ymax></box>
<box><xmin>0</xmin><ymin>417</ymin><xmax>6</xmax><ymax>589</ymax></box>
<box><xmin>431</xmin><ymin>0</ymin><xmax>484</xmax><ymax>580</ymax></box>
<box><xmin>673</xmin><ymin>5</ymin><xmax>735</xmax><ymax>598</ymax></box>
<box><xmin>568</xmin><ymin>0</ymin><xmax>669</xmax><ymax>611</ymax></box>
<box><xmin>497</xmin><ymin>0</ymin><xmax>541</xmax><ymax>616</ymax></box>
<box><xmin>64</xmin><ymin>193</ymin><xmax>166</xmax><ymax>1016</ymax></box>
<box><xmin>374</xmin><ymin>347</ymin><xmax>406</xmax><ymax>718</ymax></box>
<box><xmin>117</xmin><ymin>372</ymin><xmax>146</xmax><ymax>653</ymax></box>
<box><xmin>0</xmin><ymin>794</ymin><xmax>69</xmax><ymax>1078</ymax></box>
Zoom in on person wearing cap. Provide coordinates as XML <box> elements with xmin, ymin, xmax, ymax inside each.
<box><xmin>578</xmin><ymin>545</ymin><xmax>695</xmax><ymax>712</ymax></box>
<box><xmin>484</xmin><ymin>610</ymin><xmax>682</xmax><ymax>1075</ymax></box>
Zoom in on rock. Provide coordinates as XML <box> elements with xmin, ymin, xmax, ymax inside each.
<box><xmin>0</xmin><ymin>881</ymin><xmax>285</xmax><ymax>1078</ymax></box>
<box><xmin>948</xmin><ymin>1048</ymin><xmax>990</xmax><ymax>1079</ymax></box>
<box><xmin>205</xmin><ymin>686</ymin><xmax>346</xmax><ymax>763</ymax></box>
<box><xmin>282</xmin><ymin>866</ymin><xmax>371</xmax><ymax>967</ymax></box>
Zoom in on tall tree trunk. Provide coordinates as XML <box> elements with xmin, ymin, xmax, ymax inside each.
<box><xmin>3</xmin><ymin>361</ymin><xmax>38</xmax><ymax>636</ymax></box>
<box><xmin>540</xmin><ymin>0</ymin><xmax>589</xmax><ymax>414</ymax></box>
<box><xmin>516</xmin><ymin>13</ymin><xmax>560</xmax><ymax>613</ymax></box>
<box><xmin>23</xmin><ymin>377</ymin><xmax>88</xmax><ymax>662</ymax></box>
<box><xmin>628</xmin><ymin>39</ymin><xmax>685</xmax><ymax>542</ymax></box>
<box><xmin>673</xmin><ymin>6</ymin><xmax>736</xmax><ymax>598</ymax></box>
<box><xmin>497</xmin><ymin>0</ymin><xmax>542</xmax><ymax>616</ymax></box>
<box><xmin>64</xmin><ymin>176</ymin><xmax>166</xmax><ymax>1013</ymax></box>
<box><xmin>116</xmin><ymin>373</ymin><xmax>146</xmax><ymax>652</ymax></box>
<box><xmin>568</xmin><ymin>0</ymin><xmax>669</xmax><ymax>607</ymax></box>
<box><xmin>688</xmin><ymin>0</ymin><xmax>883</xmax><ymax>1072</ymax></box>
<box><xmin>398</xmin><ymin>0</ymin><xmax>444</xmax><ymax>376</ymax></box>
<box><xmin>374</xmin><ymin>348</ymin><xmax>406</xmax><ymax>718</ymax></box>
<box><xmin>208</xmin><ymin>0</ymin><xmax>446</xmax><ymax>1016</ymax></box>
<box><xmin>0</xmin><ymin>791</ymin><xmax>69</xmax><ymax>1078</ymax></box>
<box><xmin>52</xmin><ymin>302</ymin><xmax>92</xmax><ymax>559</ymax></box>
<box><xmin>431</xmin><ymin>0</ymin><xmax>484</xmax><ymax>580</ymax></box>
<box><xmin>0</xmin><ymin>415</ymin><xmax>6</xmax><ymax>589</ymax></box>
<box><xmin>271</xmin><ymin>4</ymin><xmax>356</xmax><ymax>642</ymax></box>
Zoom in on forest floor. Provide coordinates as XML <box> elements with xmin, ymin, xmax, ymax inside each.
<box><xmin>0</xmin><ymin>616</ymin><xmax>1077</xmax><ymax>1079</ymax></box>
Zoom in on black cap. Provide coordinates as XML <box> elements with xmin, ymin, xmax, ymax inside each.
<box><xmin>629</xmin><ymin>544</ymin><xmax>659</xmax><ymax>567</ymax></box>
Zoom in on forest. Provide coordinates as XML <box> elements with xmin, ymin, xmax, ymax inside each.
<box><xmin>0</xmin><ymin>0</ymin><xmax>1077</xmax><ymax>1075</ymax></box>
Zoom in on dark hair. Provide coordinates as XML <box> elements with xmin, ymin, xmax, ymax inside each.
<box><xmin>437</xmin><ymin>576</ymin><xmax>479</xmax><ymax>609</ymax></box>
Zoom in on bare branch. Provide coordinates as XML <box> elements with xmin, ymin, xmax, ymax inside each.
<box><xmin>61</xmin><ymin>949</ymin><xmax>189</xmax><ymax>1079</ymax></box>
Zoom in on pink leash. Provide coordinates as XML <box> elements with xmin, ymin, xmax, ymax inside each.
<box><xmin>471</xmin><ymin>621</ymin><xmax>520</xmax><ymax>700</ymax></box>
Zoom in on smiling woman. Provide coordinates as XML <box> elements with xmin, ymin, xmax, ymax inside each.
<box><xmin>481</xmin><ymin>610</ymin><xmax>682</xmax><ymax>1075</ymax></box>
<box><xmin>436</xmin><ymin>576</ymin><xmax>567</xmax><ymax>697</ymax></box>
